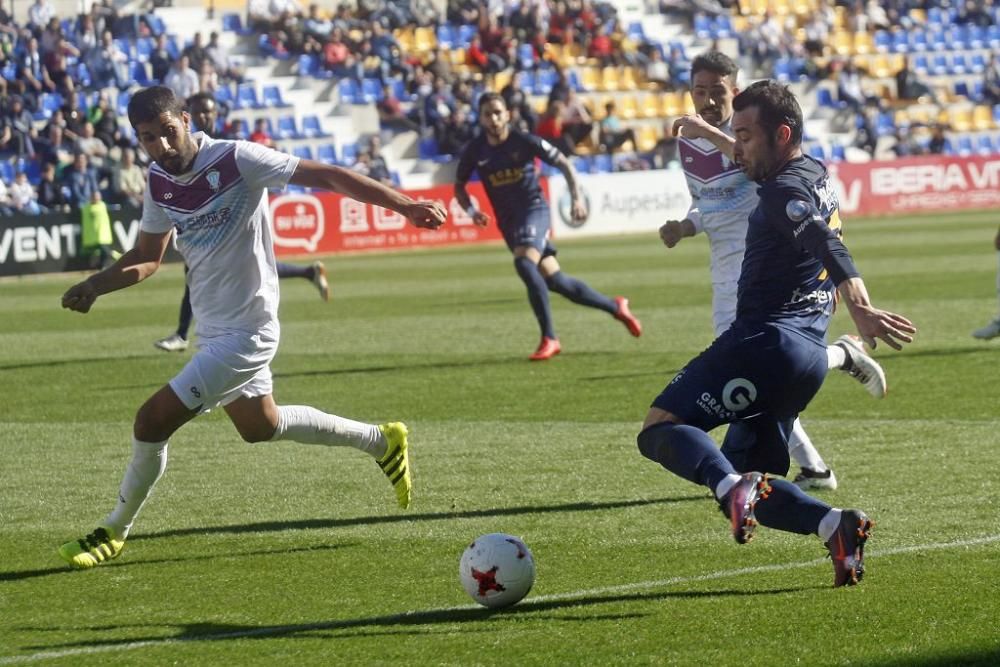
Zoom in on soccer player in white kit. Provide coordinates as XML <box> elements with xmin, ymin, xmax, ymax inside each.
<box><xmin>660</xmin><ymin>53</ymin><xmax>888</xmax><ymax>490</ymax></box>
<box><xmin>57</xmin><ymin>86</ymin><xmax>447</xmax><ymax>568</ymax></box>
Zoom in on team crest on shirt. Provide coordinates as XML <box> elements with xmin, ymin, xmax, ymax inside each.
<box><xmin>206</xmin><ymin>169</ymin><xmax>221</xmax><ymax>191</ymax></box>
<box><xmin>786</xmin><ymin>199</ymin><xmax>811</xmax><ymax>222</ymax></box>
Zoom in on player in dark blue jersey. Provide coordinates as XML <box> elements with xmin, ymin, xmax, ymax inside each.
<box><xmin>454</xmin><ymin>92</ymin><xmax>642</xmax><ymax>361</ymax></box>
<box><xmin>636</xmin><ymin>81</ymin><xmax>916</xmax><ymax>587</ymax></box>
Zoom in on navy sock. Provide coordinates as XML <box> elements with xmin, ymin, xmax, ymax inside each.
<box><xmin>277</xmin><ymin>261</ymin><xmax>311</xmax><ymax>279</ymax></box>
<box><xmin>637</xmin><ymin>422</ymin><xmax>737</xmax><ymax>491</ymax></box>
<box><xmin>545</xmin><ymin>271</ymin><xmax>616</xmax><ymax>313</ymax></box>
<box><xmin>177</xmin><ymin>285</ymin><xmax>193</xmax><ymax>340</ymax></box>
<box><xmin>754</xmin><ymin>478</ymin><xmax>830</xmax><ymax>535</ymax></box>
<box><xmin>514</xmin><ymin>256</ymin><xmax>555</xmax><ymax>339</ymax></box>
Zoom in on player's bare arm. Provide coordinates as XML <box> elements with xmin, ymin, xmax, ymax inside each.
<box><xmin>673</xmin><ymin>115</ymin><xmax>736</xmax><ymax>160</ymax></box>
<box><xmin>61</xmin><ymin>229</ymin><xmax>173</xmax><ymax>314</ymax></box>
<box><xmin>659</xmin><ymin>219</ymin><xmax>697</xmax><ymax>248</ymax></box>
<box><xmin>454</xmin><ymin>180</ymin><xmax>490</xmax><ymax>227</ymax></box>
<box><xmin>554</xmin><ymin>153</ymin><xmax>587</xmax><ymax>221</ymax></box>
<box><xmin>838</xmin><ymin>276</ymin><xmax>917</xmax><ymax>350</ymax></box>
<box><xmin>291</xmin><ymin>160</ymin><xmax>446</xmax><ymax>229</ymax></box>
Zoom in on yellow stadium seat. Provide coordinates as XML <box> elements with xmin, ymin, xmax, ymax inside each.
<box><xmin>394</xmin><ymin>28</ymin><xmax>414</xmax><ymax>53</ymax></box>
<box><xmin>491</xmin><ymin>70</ymin><xmax>512</xmax><ymax>93</ymax></box>
<box><xmin>894</xmin><ymin>109</ymin><xmax>910</xmax><ymax>127</ymax></box>
<box><xmin>637</xmin><ymin>125</ymin><xmax>659</xmax><ymax>152</ymax></box>
<box><xmin>681</xmin><ymin>90</ymin><xmax>695</xmax><ymax>114</ymax></box>
<box><xmin>973</xmin><ymin>105</ymin><xmax>994</xmax><ymax>131</ymax></box>
<box><xmin>660</xmin><ymin>91</ymin><xmax>682</xmax><ymax>117</ymax></box>
<box><xmin>580</xmin><ymin>66</ymin><xmax>600</xmax><ymax>91</ymax></box>
<box><xmin>413</xmin><ymin>26</ymin><xmax>436</xmax><ymax>52</ymax></box>
<box><xmin>600</xmin><ymin>67</ymin><xmax>621</xmax><ymax>92</ymax></box>
<box><xmin>870</xmin><ymin>55</ymin><xmax>891</xmax><ymax>78</ymax></box>
<box><xmin>640</xmin><ymin>93</ymin><xmax>660</xmax><ymax>119</ymax></box>
<box><xmin>950</xmin><ymin>106</ymin><xmax>973</xmax><ymax>132</ymax></box>
<box><xmin>618</xmin><ymin>94</ymin><xmax>639</xmax><ymax>120</ymax></box>
<box><xmin>772</xmin><ymin>0</ymin><xmax>792</xmax><ymax>16</ymax></box>
<box><xmin>853</xmin><ymin>31</ymin><xmax>874</xmax><ymax>56</ymax></box>
<box><xmin>888</xmin><ymin>54</ymin><xmax>905</xmax><ymax>75</ymax></box>
<box><xmin>621</xmin><ymin>67</ymin><xmax>641</xmax><ymax>91</ymax></box>
<box><xmin>831</xmin><ymin>31</ymin><xmax>853</xmax><ymax>57</ymax></box>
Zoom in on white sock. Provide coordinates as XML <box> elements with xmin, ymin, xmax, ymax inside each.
<box><xmin>787</xmin><ymin>418</ymin><xmax>828</xmax><ymax>471</ymax></box>
<box><xmin>714</xmin><ymin>473</ymin><xmax>742</xmax><ymax>500</ymax></box>
<box><xmin>104</xmin><ymin>437</ymin><xmax>169</xmax><ymax>539</ymax></box>
<box><xmin>817</xmin><ymin>508</ymin><xmax>843</xmax><ymax>541</ymax></box>
<box><xmin>270</xmin><ymin>405</ymin><xmax>387</xmax><ymax>459</ymax></box>
<box><xmin>826</xmin><ymin>344</ymin><xmax>846</xmax><ymax>370</ymax></box>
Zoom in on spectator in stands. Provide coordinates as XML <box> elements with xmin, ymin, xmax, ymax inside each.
<box><xmin>75</xmin><ymin>121</ymin><xmax>110</xmax><ymax>171</ymax></box>
<box><xmin>149</xmin><ymin>33</ymin><xmax>174</xmax><ymax>83</ymax></box>
<box><xmin>837</xmin><ymin>60</ymin><xmax>869</xmax><ymax>113</ymax></box>
<box><xmin>561</xmin><ymin>89</ymin><xmax>595</xmax><ymax>150</ymax></box>
<box><xmin>321</xmin><ymin>28</ymin><xmax>354</xmax><ymax>77</ymax></box>
<box><xmin>60</xmin><ymin>94</ymin><xmax>87</xmax><ymax>140</ymax></box>
<box><xmin>18</xmin><ymin>36</ymin><xmax>56</xmax><ymax>105</ymax></box>
<box><xmin>599</xmin><ymin>100</ymin><xmax>637</xmax><ymax>154</ymax></box>
<box><xmin>249</xmin><ymin>118</ymin><xmax>275</xmax><ymax>148</ymax></box>
<box><xmin>649</xmin><ymin>124</ymin><xmax>679</xmax><ymax>168</ymax></box>
<box><xmin>447</xmin><ymin>0</ymin><xmax>480</xmax><ymax>26</ymax></box>
<box><xmin>536</xmin><ymin>99</ymin><xmax>574</xmax><ymax>155</ymax></box>
<box><xmin>928</xmin><ymin>124</ymin><xmax>948</xmax><ymax>154</ymax></box>
<box><xmin>501</xmin><ymin>71</ymin><xmax>537</xmax><ymax>132</ymax></box>
<box><xmin>110</xmin><ymin>146</ymin><xmax>145</xmax><ymax>208</ymax></box>
<box><xmin>588</xmin><ymin>28</ymin><xmax>616</xmax><ymax>67</ymax></box>
<box><xmin>164</xmin><ymin>55</ymin><xmax>199</xmax><ymax>101</ymax></box>
<box><xmin>37</xmin><ymin>123</ymin><xmax>74</xmax><ymax>173</ymax></box>
<box><xmin>424</xmin><ymin>76</ymin><xmax>455</xmax><ymax>137</ymax></box>
<box><xmin>3</xmin><ymin>95</ymin><xmax>38</xmax><ymax>158</ymax></box>
<box><xmin>44</xmin><ymin>33</ymin><xmax>80</xmax><ymax>98</ymax></box>
<box><xmin>377</xmin><ymin>82</ymin><xmax>421</xmax><ymax>133</ymax></box>
<box><xmin>36</xmin><ymin>161</ymin><xmax>70</xmax><ymax>212</ymax></box>
<box><xmin>437</xmin><ymin>103</ymin><xmax>476</xmax><ymax>156</ymax></box>
<box><xmin>802</xmin><ymin>13</ymin><xmax>830</xmax><ymax>57</ymax></box>
<box><xmin>983</xmin><ymin>53</ymin><xmax>1000</xmax><ymax>106</ymax></box>
<box><xmin>865</xmin><ymin>0</ymin><xmax>890</xmax><ymax>30</ymax></box>
<box><xmin>9</xmin><ymin>171</ymin><xmax>41</xmax><ymax>215</ymax></box>
<box><xmin>27</xmin><ymin>0</ymin><xmax>54</xmax><ymax>36</ymax></box>
<box><xmin>198</xmin><ymin>60</ymin><xmax>219</xmax><ymax>95</ymax></box>
<box><xmin>958</xmin><ymin>0</ymin><xmax>993</xmax><ymax>27</ymax></box>
<box><xmin>90</xmin><ymin>0</ymin><xmax>120</xmax><ymax>38</ymax></box>
<box><xmin>0</xmin><ymin>178</ymin><xmax>13</xmax><ymax>216</ymax></box>
<box><xmin>88</xmin><ymin>91</ymin><xmax>121</xmax><ymax>149</ymax></box>
<box><xmin>75</xmin><ymin>13</ymin><xmax>99</xmax><ymax>54</ymax></box>
<box><xmin>646</xmin><ymin>48</ymin><xmax>671</xmax><ymax>90</ymax></box>
<box><xmin>182</xmin><ymin>32</ymin><xmax>209</xmax><ymax>73</ymax></box>
<box><xmin>891</xmin><ymin>127</ymin><xmax>922</xmax><ymax>158</ymax></box>
<box><xmin>63</xmin><ymin>151</ymin><xmax>100</xmax><ymax>209</ymax></box>
<box><xmin>303</xmin><ymin>3</ymin><xmax>333</xmax><ymax>39</ymax></box>
<box><xmin>365</xmin><ymin>136</ymin><xmax>394</xmax><ymax>185</ymax></box>
<box><xmin>87</xmin><ymin>29</ymin><xmax>129</xmax><ymax>90</ymax></box>
<box><xmin>467</xmin><ymin>33</ymin><xmax>501</xmax><ymax>74</ymax></box>
<box><xmin>896</xmin><ymin>55</ymin><xmax>941</xmax><ymax>105</ymax></box>
<box><xmin>206</xmin><ymin>31</ymin><xmax>241</xmax><ymax>82</ymax></box>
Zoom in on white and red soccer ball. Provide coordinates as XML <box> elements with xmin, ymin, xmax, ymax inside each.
<box><xmin>459</xmin><ymin>533</ymin><xmax>535</xmax><ymax>608</ymax></box>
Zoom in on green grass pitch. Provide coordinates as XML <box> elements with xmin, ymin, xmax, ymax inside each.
<box><xmin>1</xmin><ymin>210</ymin><xmax>999</xmax><ymax>665</ymax></box>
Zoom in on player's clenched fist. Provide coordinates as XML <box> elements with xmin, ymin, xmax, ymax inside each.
<box><xmin>62</xmin><ymin>280</ymin><xmax>99</xmax><ymax>313</ymax></box>
<box><xmin>406</xmin><ymin>200</ymin><xmax>447</xmax><ymax>229</ymax></box>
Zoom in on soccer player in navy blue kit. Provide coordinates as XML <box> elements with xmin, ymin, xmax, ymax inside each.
<box><xmin>637</xmin><ymin>81</ymin><xmax>916</xmax><ymax>586</ymax></box>
<box><xmin>454</xmin><ymin>92</ymin><xmax>642</xmax><ymax>361</ymax></box>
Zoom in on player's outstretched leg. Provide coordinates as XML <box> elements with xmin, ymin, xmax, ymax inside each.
<box><xmin>823</xmin><ymin>509</ymin><xmax>873</xmax><ymax>587</ymax></box>
<box><xmin>788</xmin><ymin>419</ymin><xmax>838</xmax><ymax>491</ymax></box>
<box><xmin>58</xmin><ymin>526</ymin><xmax>124</xmax><ymax>569</ymax></box>
<box><xmin>719</xmin><ymin>472</ymin><xmax>772</xmax><ymax>544</ymax></box>
<box><xmin>972</xmin><ymin>318</ymin><xmax>1000</xmax><ymax>340</ymax></box>
<box><xmin>514</xmin><ymin>257</ymin><xmax>558</xmax><ymax>360</ymax></box>
<box><xmin>377</xmin><ymin>422</ymin><xmax>412</xmax><ymax>510</ymax></box>
<box><xmin>831</xmin><ymin>335</ymin><xmax>887</xmax><ymax>398</ymax></box>
<box><xmin>310</xmin><ymin>261</ymin><xmax>330</xmax><ymax>302</ymax></box>
<box><xmin>613</xmin><ymin>296</ymin><xmax>643</xmax><ymax>337</ymax></box>
<box><xmin>543</xmin><ymin>272</ymin><xmax>642</xmax><ymax>337</ymax></box>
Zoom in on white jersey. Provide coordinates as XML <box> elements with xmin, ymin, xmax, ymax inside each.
<box><xmin>678</xmin><ymin>122</ymin><xmax>759</xmax><ymax>334</ymax></box>
<box><xmin>140</xmin><ymin>133</ymin><xmax>299</xmax><ymax>338</ymax></box>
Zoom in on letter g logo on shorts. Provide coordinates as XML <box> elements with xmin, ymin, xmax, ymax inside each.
<box><xmin>722</xmin><ymin>378</ymin><xmax>757</xmax><ymax>412</ymax></box>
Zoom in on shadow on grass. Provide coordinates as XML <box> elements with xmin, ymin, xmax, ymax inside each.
<box><xmin>24</xmin><ymin>585</ymin><xmax>811</xmax><ymax>651</ymax></box>
<box><xmin>0</xmin><ymin>543</ymin><xmax>355</xmax><ymax>583</ymax></box>
<box><xmin>0</xmin><ymin>354</ymin><xmax>168</xmax><ymax>372</ymax></box>
<box><xmin>863</xmin><ymin>647</ymin><xmax>1000</xmax><ymax>667</ymax></box>
<box><xmin>134</xmin><ymin>495</ymin><xmax>704</xmax><ymax>541</ymax></box>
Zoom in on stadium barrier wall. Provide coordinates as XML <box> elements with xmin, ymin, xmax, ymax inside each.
<box><xmin>0</xmin><ymin>204</ymin><xmax>181</xmax><ymax>278</ymax></box>
<box><xmin>831</xmin><ymin>154</ymin><xmax>1000</xmax><ymax>217</ymax></box>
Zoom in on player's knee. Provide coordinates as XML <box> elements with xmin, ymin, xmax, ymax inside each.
<box><xmin>234</xmin><ymin>423</ymin><xmax>275</xmax><ymax>443</ymax></box>
<box><xmin>133</xmin><ymin>403</ymin><xmax>171</xmax><ymax>442</ymax></box>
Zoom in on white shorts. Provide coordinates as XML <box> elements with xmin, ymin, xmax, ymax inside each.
<box><xmin>712</xmin><ymin>280</ymin><xmax>739</xmax><ymax>336</ymax></box>
<box><xmin>169</xmin><ymin>327</ymin><xmax>279</xmax><ymax>413</ymax></box>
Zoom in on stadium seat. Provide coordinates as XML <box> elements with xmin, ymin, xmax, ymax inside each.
<box><xmin>145</xmin><ymin>13</ymin><xmax>165</xmax><ymax>36</ymax></box>
<box><xmin>34</xmin><ymin>93</ymin><xmax>63</xmax><ymax>121</ymax></box>
<box><xmin>340</xmin><ymin>141</ymin><xmax>360</xmax><ymax>164</ymax></box>
<box><xmin>230</xmin><ymin>118</ymin><xmax>248</xmax><ymax>140</ymax></box>
<box><xmin>956</xmin><ymin>135</ymin><xmax>974</xmax><ymax>156</ymax></box>
<box><xmin>261</xmin><ymin>85</ymin><xmax>291</xmax><ymax>108</ymax></box>
<box><xmin>517</xmin><ymin>43</ymin><xmax>535</xmax><ymax>70</ymax></box>
<box><xmin>976</xmin><ymin>134</ymin><xmax>995</xmax><ymax>155</ymax></box>
<box><xmin>951</xmin><ymin>54</ymin><xmax>969</xmax><ymax>75</ymax></box>
<box><xmin>116</xmin><ymin>90</ymin><xmax>130</xmax><ymax>116</ymax></box>
<box><xmin>912</xmin><ymin>54</ymin><xmax>930</xmax><ymax>75</ymax></box>
<box><xmin>0</xmin><ymin>161</ymin><xmax>14</xmax><ymax>185</ymax></box>
<box><xmin>713</xmin><ymin>14</ymin><xmax>734</xmax><ymax>38</ymax></box>
<box><xmin>618</xmin><ymin>94</ymin><xmax>639</xmax><ymax>120</ymax></box>
<box><xmin>592</xmin><ymin>154</ymin><xmax>613</xmax><ymax>172</ymax></box>
<box><xmin>114</xmin><ymin>37</ymin><xmax>133</xmax><ymax>60</ymax></box>
<box><xmin>214</xmin><ymin>84</ymin><xmax>234</xmax><ymax>107</ymax></box>
<box><xmin>413</xmin><ymin>26</ymin><xmax>436</xmax><ymax>52</ymax></box>
<box><xmin>950</xmin><ymin>107</ymin><xmax>973</xmax><ymax>132</ymax></box>
<box><xmin>130</xmin><ymin>61</ymin><xmax>151</xmax><ymax>86</ymax></box>
<box><xmin>853</xmin><ymin>31</ymin><xmax>874</xmax><ymax>55</ymax></box>
<box><xmin>693</xmin><ymin>14</ymin><xmax>712</xmax><ymax>39</ymax></box>
<box><xmin>534</xmin><ymin>67</ymin><xmax>557</xmax><ymax>95</ymax></box>
<box><xmin>572</xmin><ymin>156</ymin><xmax>592</xmax><ymax>173</ymax></box>
<box><xmin>973</xmin><ymin>105</ymin><xmax>994</xmax><ymax>131</ymax></box>
<box><xmin>908</xmin><ymin>29</ymin><xmax>928</xmax><ymax>52</ymax></box>
<box><xmin>136</xmin><ymin>37</ymin><xmax>153</xmax><ymax>62</ymax></box>
<box><xmin>360</xmin><ymin>78</ymin><xmax>383</xmax><ymax>103</ymax></box>
<box><xmin>600</xmin><ymin>67</ymin><xmax>620</xmax><ymax>92</ymax></box>
<box><xmin>580</xmin><ymin>67</ymin><xmax>600</xmax><ymax>91</ymax></box>
<box><xmin>275</xmin><ymin>116</ymin><xmax>300</xmax><ymax>140</ymax></box>
<box><xmin>890</xmin><ymin>30</ymin><xmax>909</xmax><ymax>53</ymax></box>
<box><xmin>236</xmin><ymin>83</ymin><xmax>262</xmax><ymax>109</ymax></box>
<box><xmin>301</xmin><ymin>115</ymin><xmax>330</xmax><ymax>138</ymax></box>
<box><xmin>640</xmin><ymin>93</ymin><xmax>660</xmax><ymax>119</ymax></box>
<box><xmin>931</xmin><ymin>54</ymin><xmax>950</xmax><ymax>76</ymax></box>
<box><xmin>75</xmin><ymin>61</ymin><xmax>92</xmax><ymax>88</ymax></box>
<box><xmin>338</xmin><ymin>78</ymin><xmax>360</xmax><ymax>104</ymax></box>
<box><xmin>17</xmin><ymin>156</ymin><xmax>41</xmax><ymax>185</ymax></box>
<box><xmin>873</xmin><ymin>30</ymin><xmax>891</xmax><ymax>53</ymax></box>
<box><xmin>317</xmin><ymin>143</ymin><xmax>338</xmax><ymax>163</ymax></box>
<box><xmin>296</xmin><ymin>53</ymin><xmax>318</xmax><ymax>78</ymax></box>
<box><xmin>457</xmin><ymin>24</ymin><xmax>476</xmax><ymax>48</ymax></box>
<box><xmin>292</xmin><ymin>145</ymin><xmax>313</xmax><ymax>160</ymax></box>
<box><xmin>830</xmin><ymin>143</ymin><xmax>846</xmax><ymax>161</ymax></box>
<box><xmin>816</xmin><ymin>87</ymin><xmax>845</xmax><ymax>109</ymax></box>
<box><xmin>636</xmin><ymin>125</ymin><xmax>658</xmax><ymax>151</ymax></box>
<box><xmin>808</xmin><ymin>143</ymin><xmax>827</xmax><ymax>161</ymax></box>
<box><xmin>626</xmin><ymin>21</ymin><xmax>645</xmax><ymax>42</ymax></box>
<box><xmin>435</xmin><ymin>24</ymin><xmax>456</xmax><ymax>49</ymax></box>
<box><xmin>222</xmin><ymin>12</ymin><xmax>251</xmax><ymax>35</ymax></box>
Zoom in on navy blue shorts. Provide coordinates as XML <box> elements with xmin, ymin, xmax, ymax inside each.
<box><xmin>499</xmin><ymin>205</ymin><xmax>557</xmax><ymax>257</ymax></box>
<box><xmin>650</xmin><ymin>322</ymin><xmax>828</xmax><ymax>476</ymax></box>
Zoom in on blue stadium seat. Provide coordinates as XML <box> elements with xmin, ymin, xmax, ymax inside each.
<box><xmin>965</xmin><ymin>25</ymin><xmax>985</xmax><ymax>49</ymax></box>
<box><xmin>130</xmin><ymin>61</ymin><xmax>150</xmax><ymax>86</ymax></box>
<box><xmin>417</xmin><ymin>136</ymin><xmax>440</xmax><ymax>160</ymax></box>
<box><xmin>572</xmin><ymin>156</ymin><xmax>592</xmax><ymax>173</ymax></box>
<box><xmin>17</xmin><ymin>157</ymin><xmax>41</xmax><ymax>185</ymax></box>
<box><xmin>971</xmin><ymin>53</ymin><xmax>987</xmax><ymax>74</ymax></box>
<box><xmin>457</xmin><ymin>24</ymin><xmax>476</xmax><ymax>48</ymax></box>
<box><xmin>214</xmin><ymin>84</ymin><xmax>234</xmax><ymax>107</ymax></box>
<box><xmin>713</xmin><ymin>15</ymin><xmax>734</xmax><ymax>39</ymax></box>
<box><xmin>931</xmin><ymin>54</ymin><xmax>950</xmax><ymax>76</ymax></box>
<box><xmin>34</xmin><ymin>93</ymin><xmax>63</xmax><ymax>121</ymax></box>
<box><xmin>235</xmin><ymin>83</ymin><xmax>262</xmax><ymax>109</ymax></box>
<box><xmin>221</xmin><ymin>12</ymin><xmax>249</xmax><ymax>35</ymax></box>
<box><xmin>145</xmin><ymin>13</ymin><xmax>165</xmax><ymax>36</ymax></box>
<box><xmin>297</xmin><ymin>53</ymin><xmax>317</xmax><ymax>77</ymax></box>
<box><xmin>75</xmin><ymin>61</ymin><xmax>91</xmax><ymax>88</ymax></box>
<box><xmin>275</xmin><ymin>115</ymin><xmax>300</xmax><ymax>139</ymax></box>
<box><xmin>114</xmin><ymin>37</ymin><xmax>133</xmax><ymax>60</ymax></box>
<box><xmin>927</xmin><ymin>7</ymin><xmax>945</xmax><ymax>24</ymax></box>
<box><xmin>340</xmin><ymin>141</ymin><xmax>359</xmax><ymax>164</ymax></box>
<box><xmin>360</xmin><ymin>78</ymin><xmax>383</xmax><ymax>103</ymax></box>
<box><xmin>317</xmin><ymin>143</ymin><xmax>338</xmax><ymax>163</ymax></box>
<box><xmin>1</xmin><ymin>60</ymin><xmax>15</xmax><ymax>81</ymax></box>
<box><xmin>912</xmin><ymin>54</ymin><xmax>930</xmax><ymax>75</ymax></box>
<box><xmin>390</xmin><ymin>77</ymin><xmax>407</xmax><ymax>100</ymax></box>
<box><xmin>517</xmin><ymin>43</ymin><xmax>534</xmax><ymax>70</ymax></box>
<box><xmin>592</xmin><ymin>154</ymin><xmax>613</xmax><ymax>172</ymax></box>
<box><xmin>301</xmin><ymin>115</ymin><xmax>330</xmax><ymax>138</ymax></box>
<box><xmin>807</xmin><ymin>143</ymin><xmax>827</xmax><ymax>161</ymax></box>
<box><xmin>972</xmin><ymin>80</ymin><xmax>985</xmax><ymax>102</ymax></box>
<box><xmin>693</xmin><ymin>14</ymin><xmax>712</xmax><ymax>39</ymax></box>
<box><xmin>534</xmin><ymin>67</ymin><xmax>557</xmax><ymax>95</ymax></box>
<box><xmin>136</xmin><ymin>37</ymin><xmax>153</xmax><ymax>62</ymax></box>
<box><xmin>116</xmin><ymin>89</ymin><xmax>130</xmax><ymax>116</ymax></box>
<box><xmin>292</xmin><ymin>145</ymin><xmax>313</xmax><ymax>160</ymax></box>
<box><xmin>954</xmin><ymin>81</ymin><xmax>970</xmax><ymax>98</ymax></box>
<box><xmin>0</xmin><ymin>161</ymin><xmax>15</xmax><ymax>185</ymax></box>
<box><xmin>830</xmin><ymin>143</ymin><xmax>846</xmax><ymax>161</ymax></box>
<box><xmin>956</xmin><ymin>135</ymin><xmax>974</xmax><ymax>156</ymax></box>
<box><xmin>976</xmin><ymin>134</ymin><xmax>994</xmax><ymax>155</ymax></box>
<box><xmin>951</xmin><ymin>54</ymin><xmax>968</xmax><ymax>75</ymax></box>
<box><xmin>908</xmin><ymin>29</ymin><xmax>928</xmax><ymax>52</ymax></box>
<box><xmin>165</xmin><ymin>35</ymin><xmax>180</xmax><ymax>60</ymax></box>
<box><xmin>519</xmin><ymin>70</ymin><xmax>536</xmax><ymax>93</ymax></box>
<box><xmin>261</xmin><ymin>84</ymin><xmax>290</xmax><ymax>108</ymax></box>
<box><xmin>436</xmin><ymin>24</ymin><xmax>456</xmax><ymax>50</ymax></box>
<box><xmin>926</xmin><ymin>28</ymin><xmax>947</xmax><ymax>51</ymax></box>
<box><xmin>816</xmin><ymin>87</ymin><xmax>845</xmax><ymax>109</ymax></box>
<box><xmin>873</xmin><ymin>30</ymin><xmax>890</xmax><ymax>53</ymax></box>
<box><xmin>338</xmin><ymin>78</ymin><xmax>361</xmax><ymax>104</ymax></box>
<box><xmin>891</xmin><ymin>30</ymin><xmax>909</xmax><ymax>53</ymax></box>
<box><xmin>988</xmin><ymin>25</ymin><xmax>1000</xmax><ymax>49</ymax></box>
<box><xmin>626</xmin><ymin>21</ymin><xmax>645</xmax><ymax>42</ymax></box>
<box><xmin>876</xmin><ymin>111</ymin><xmax>895</xmax><ymax>135</ymax></box>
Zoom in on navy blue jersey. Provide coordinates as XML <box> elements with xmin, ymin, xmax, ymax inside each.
<box><xmin>736</xmin><ymin>155</ymin><xmax>858</xmax><ymax>340</ymax></box>
<box><xmin>455</xmin><ymin>129</ymin><xmax>562</xmax><ymax>224</ymax></box>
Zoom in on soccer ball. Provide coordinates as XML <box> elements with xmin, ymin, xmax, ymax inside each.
<box><xmin>459</xmin><ymin>533</ymin><xmax>535</xmax><ymax>608</ymax></box>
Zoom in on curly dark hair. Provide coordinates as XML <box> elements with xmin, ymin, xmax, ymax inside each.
<box><xmin>732</xmin><ymin>79</ymin><xmax>803</xmax><ymax>146</ymax></box>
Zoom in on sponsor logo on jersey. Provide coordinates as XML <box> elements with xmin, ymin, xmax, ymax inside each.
<box><xmin>786</xmin><ymin>199</ymin><xmax>811</xmax><ymax>222</ymax></box>
<box><xmin>206</xmin><ymin>169</ymin><xmax>221</xmax><ymax>191</ymax></box>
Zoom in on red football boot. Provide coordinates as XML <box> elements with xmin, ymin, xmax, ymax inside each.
<box><xmin>614</xmin><ymin>296</ymin><xmax>642</xmax><ymax>337</ymax></box>
<box><xmin>529</xmin><ymin>336</ymin><xmax>561</xmax><ymax>361</ymax></box>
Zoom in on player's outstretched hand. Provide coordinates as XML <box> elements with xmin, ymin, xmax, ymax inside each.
<box><xmin>62</xmin><ymin>280</ymin><xmax>98</xmax><ymax>314</ymax></box>
<box><xmin>406</xmin><ymin>200</ymin><xmax>447</xmax><ymax>229</ymax></box>
<box><xmin>659</xmin><ymin>220</ymin><xmax>685</xmax><ymax>248</ymax></box>
<box><xmin>672</xmin><ymin>114</ymin><xmax>715</xmax><ymax>141</ymax></box>
<box><xmin>851</xmin><ymin>305</ymin><xmax>916</xmax><ymax>351</ymax></box>
<box><xmin>571</xmin><ymin>198</ymin><xmax>587</xmax><ymax>222</ymax></box>
<box><xmin>471</xmin><ymin>211</ymin><xmax>491</xmax><ymax>227</ymax></box>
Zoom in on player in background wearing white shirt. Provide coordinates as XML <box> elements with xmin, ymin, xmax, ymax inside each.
<box><xmin>57</xmin><ymin>86</ymin><xmax>447</xmax><ymax>568</ymax></box>
<box><xmin>660</xmin><ymin>52</ymin><xmax>888</xmax><ymax>491</ymax></box>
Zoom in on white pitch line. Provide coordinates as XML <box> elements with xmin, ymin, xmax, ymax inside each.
<box><xmin>2</xmin><ymin>533</ymin><xmax>998</xmax><ymax>665</ymax></box>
